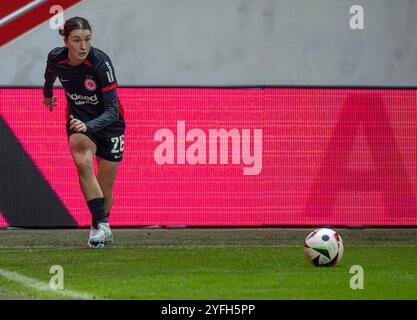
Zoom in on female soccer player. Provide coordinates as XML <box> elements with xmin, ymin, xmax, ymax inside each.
<box><xmin>43</xmin><ymin>17</ymin><xmax>125</xmax><ymax>248</ymax></box>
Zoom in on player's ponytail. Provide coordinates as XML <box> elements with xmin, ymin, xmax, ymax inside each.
<box><xmin>60</xmin><ymin>17</ymin><xmax>91</xmax><ymax>39</ymax></box>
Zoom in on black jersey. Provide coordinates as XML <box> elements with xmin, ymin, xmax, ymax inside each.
<box><xmin>43</xmin><ymin>47</ymin><xmax>125</xmax><ymax>136</ymax></box>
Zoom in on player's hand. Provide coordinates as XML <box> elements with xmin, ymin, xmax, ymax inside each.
<box><xmin>43</xmin><ymin>96</ymin><xmax>57</xmax><ymax>112</ymax></box>
<box><xmin>69</xmin><ymin>118</ymin><xmax>87</xmax><ymax>133</ymax></box>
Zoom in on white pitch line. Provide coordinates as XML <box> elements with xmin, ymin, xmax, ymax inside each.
<box><xmin>0</xmin><ymin>269</ymin><xmax>99</xmax><ymax>300</ymax></box>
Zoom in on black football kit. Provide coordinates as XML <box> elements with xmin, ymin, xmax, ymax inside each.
<box><xmin>43</xmin><ymin>47</ymin><xmax>125</xmax><ymax>162</ymax></box>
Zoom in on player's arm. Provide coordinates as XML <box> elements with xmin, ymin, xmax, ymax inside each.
<box><xmin>85</xmin><ymin>90</ymin><xmax>119</xmax><ymax>133</ymax></box>
<box><xmin>84</xmin><ymin>58</ymin><xmax>120</xmax><ymax>133</ymax></box>
<box><xmin>43</xmin><ymin>54</ymin><xmax>58</xmax><ymax>111</ymax></box>
<box><xmin>70</xmin><ymin>91</ymin><xmax>119</xmax><ymax>133</ymax></box>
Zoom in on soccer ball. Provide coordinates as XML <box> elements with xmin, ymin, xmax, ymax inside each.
<box><xmin>304</xmin><ymin>228</ymin><xmax>344</xmax><ymax>267</ymax></box>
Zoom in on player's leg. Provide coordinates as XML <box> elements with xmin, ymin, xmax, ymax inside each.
<box><xmin>69</xmin><ymin>133</ymin><xmax>102</xmax><ymax>200</ymax></box>
<box><xmin>94</xmin><ymin>132</ymin><xmax>124</xmax><ymax>244</ymax></box>
<box><xmin>68</xmin><ymin>133</ymin><xmax>106</xmax><ymax>247</ymax></box>
<box><xmin>96</xmin><ymin>156</ymin><xmax>119</xmax><ymax>216</ymax></box>
<box><xmin>96</xmin><ymin>157</ymin><xmax>119</xmax><ymax>244</ymax></box>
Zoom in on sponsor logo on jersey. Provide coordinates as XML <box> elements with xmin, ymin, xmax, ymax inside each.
<box><xmin>84</xmin><ymin>77</ymin><xmax>97</xmax><ymax>91</ymax></box>
<box><xmin>66</xmin><ymin>92</ymin><xmax>99</xmax><ymax>105</ymax></box>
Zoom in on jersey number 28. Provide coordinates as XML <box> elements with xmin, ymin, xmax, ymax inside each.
<box><xmin>111</xmin><ymin>134</ymin><xmax>124</xmax><ymax>153</ymax></box>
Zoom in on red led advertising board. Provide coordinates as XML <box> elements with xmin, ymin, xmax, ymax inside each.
<box><xmin>0</xmin><ymin>88</ymin><xmax>416</xmax><ymax>226</ymax></box>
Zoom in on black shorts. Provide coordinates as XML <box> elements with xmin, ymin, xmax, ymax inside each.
<box><xmin>67</xmin><ymin>127</ymin><xmax>125</xmax><ymax>162</ymax></box>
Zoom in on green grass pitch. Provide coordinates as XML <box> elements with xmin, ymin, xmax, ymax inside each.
<box><xmin>0</xmin><ymin>228</ymin><xmax>416</xmax><ymax>300</ymax></box>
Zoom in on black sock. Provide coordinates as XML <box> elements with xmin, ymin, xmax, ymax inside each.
<box><xmin>87</xmin><ymin>197</ymin><xmax>107</xmax><ymax>228</ymax></box>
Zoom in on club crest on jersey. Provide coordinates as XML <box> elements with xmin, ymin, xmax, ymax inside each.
<box><xmin>84</xmin><ymin>77</ymin><xmax>97</xmax><ymax>91</ymax></box>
